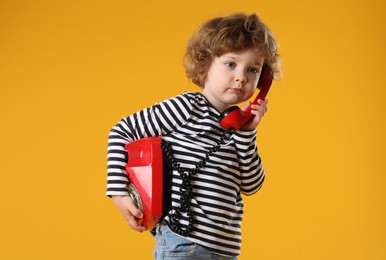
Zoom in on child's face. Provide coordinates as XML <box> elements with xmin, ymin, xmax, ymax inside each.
<box><xmin>202</xmin><ymin>49</ymin><xmax>265</xmax><ymax>112</ymax></box>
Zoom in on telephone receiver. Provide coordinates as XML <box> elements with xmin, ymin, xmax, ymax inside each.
<box><xmin>218</xmin><ymin>67</ymin><xmax>273</xmax><ymax>131</ymax></box>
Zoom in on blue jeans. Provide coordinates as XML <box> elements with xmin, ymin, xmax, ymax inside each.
<box><xmin>153</xmin><ymin>223</ymin><xmax>238</xmax><ymax>260</ymax></box>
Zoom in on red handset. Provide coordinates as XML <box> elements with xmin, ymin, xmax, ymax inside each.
<box><xmin>219</xmin><ymin>68</ymin><xmax>273</xmax><ymax>130</ymax></box>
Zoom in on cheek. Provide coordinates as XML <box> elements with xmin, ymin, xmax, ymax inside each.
<box><xmin>250</xmin><ymin>75</ymin><xmax>260</xmax><ymax>85</ymax></box>
<box><xmin>251</xmin><ymin>79</ymin><xmax>260</xmax><ymax>90</ymax></box>
<box><xmin>245</xmin><ymin>85</ymin><xmax>257</xmax><ymax>99</ymax></box>
<box><xmin>245</xmin><ymin>91</ymin><xmax>255</xmax><ymax>101</ymax></box>
<box><xmin>206</xmin><ymin>70</ymin><xmax>224</xmax><ymax>84</ymax></box>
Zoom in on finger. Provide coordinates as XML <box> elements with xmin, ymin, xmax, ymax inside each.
<box><xmin>257</xmin><ymin>99</ymin><xmax>267</xmax><ymax>106</ymax></box>
<box><xmin>252</xmin><ymin>103</ymin><xmax>267</xmax><ymax>113</ymax></box>
<box><xmin>257</xmin><ymin>98</ymin><xmax>268</xmax><ymax>104</ymax></box>
<box><xmin>127</xmin><ymin>215</ymin><xmax>147</xmax><ymax>232</ymax></box>
<box><xmin>241</xmin><ymin>101</ymin><xmax>251</xmax><ymax>111</ymax></box>
<box><xmin>251</xmin><ymin>106</ymin><xmax>266</xmax><ymax>119</ymax></box>
<box><xmin>256</xmin><ymin>100</ymin><xmax>268</xmax><ymax>113</ymax></box>
<box><xmin>126</xmin><ymin>197</ymin><xmax>144</xmax><ymax>219</ymax></box>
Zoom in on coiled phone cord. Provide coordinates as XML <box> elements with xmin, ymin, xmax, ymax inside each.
<box><xmin>160</xmin><ymin>128</ymin><xmax>233</xmax><ymax>236</ymax></box>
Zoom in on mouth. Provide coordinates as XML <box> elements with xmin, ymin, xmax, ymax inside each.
<box><xmin>229</xmin><ymin>88</ymin><xmax>243</xmax><ymax>94</ymax></box>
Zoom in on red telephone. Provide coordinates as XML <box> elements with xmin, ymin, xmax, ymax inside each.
<box><xmin>219</xmin><ymin>68</ymin><xmax>273</xmax><ymax>130</ymax></box>
<box><xmin>124</xmin><ymin>137</ymin><xmax>171</xmax><ymax>230</ymax></box>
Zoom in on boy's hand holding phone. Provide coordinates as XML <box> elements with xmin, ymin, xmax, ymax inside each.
<box><xmin>240</xmin><ymin>98</ymin><xmax>268</xmax><ymax>131</ymax></box>
<box><xmin>111</xmin><ymin>195</ymin><xmax>147</xmax><ymax>232</ymax></box>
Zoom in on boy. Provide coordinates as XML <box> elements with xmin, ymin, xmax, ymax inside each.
<box><xmin>107</xmin><ymin>13</ymin><xmax>281</xmax><ymax>259</ymax></box>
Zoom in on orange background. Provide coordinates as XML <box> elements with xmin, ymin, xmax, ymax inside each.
<box><xmin>1</xmin><ymin>0</ymin><xmax>385</xmax><ymax>259</ymax></box>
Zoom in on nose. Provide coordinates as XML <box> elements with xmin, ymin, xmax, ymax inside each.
<box><xmin>235</xmin><ymin>70</ymin><xmax>247</xmax><ymax>84</ymax></box>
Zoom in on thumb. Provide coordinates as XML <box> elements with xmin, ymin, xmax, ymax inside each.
<box><xmin>241</xmin><ymin>101</ymin><xmax>251</xmax><ymax>111</ymax></box>
<box><xmin>133</xmin><ymin>208</ymin><xmax>143</xmax><ymax>219</ymax></box>
<box><xmin>128</xmin><ymin>198</ymin><xmax>143</xmax><ymax>218</ymax></box>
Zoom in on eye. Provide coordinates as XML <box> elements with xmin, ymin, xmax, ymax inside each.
<box><xmin>248</xmin><ymin>67</ymin><xmax>259</xmax><ymax>74</ymax></box>
<box><xmin>225</xmin><ymin>62</ymin><xmax>236</xmax><ymax>69</ymax></box>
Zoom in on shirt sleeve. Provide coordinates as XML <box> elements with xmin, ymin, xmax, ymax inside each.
<box><xmin>106</xmin><ymin>94</ymin><xmax>191</xmax><ymax>197</ymax></box>
<box><xmin>233</xmin><ymin>129</ymin><xmax>265</xmax><ymax>196</ymax></box>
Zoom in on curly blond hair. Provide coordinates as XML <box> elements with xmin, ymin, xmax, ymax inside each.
<box><xmin>184</xmin><ymin>13</ymin><xmax>282</xmax><ymax>88</ymax></box>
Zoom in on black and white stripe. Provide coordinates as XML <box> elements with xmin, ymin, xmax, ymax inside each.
<box><xmin>106</xmin><ymin>92</ymin><xmax>265</xmax><ymax>256</ymax></box>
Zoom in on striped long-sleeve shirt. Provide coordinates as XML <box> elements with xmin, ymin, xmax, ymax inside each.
<box><xmin>106</xmin><ymin>92</ymin><xmax>265</xmax><ymax>256</ymax></box>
